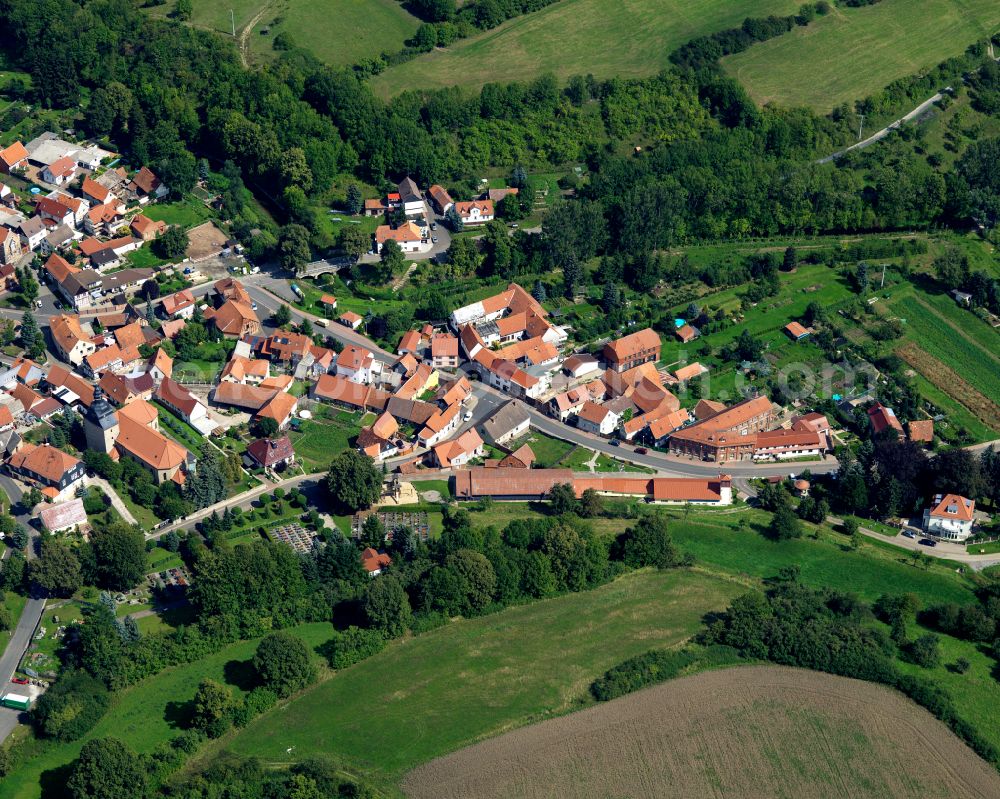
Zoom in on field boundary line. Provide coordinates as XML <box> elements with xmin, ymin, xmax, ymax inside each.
<box><xmin>896</xmin><ymin>342</ymin><xmax>1000</xmax><ymax>432</ymax></box>
<box><xmin>911</xmin><ymin>296</ymin><xmax>1000</xmax><ymax>368</ymax></box>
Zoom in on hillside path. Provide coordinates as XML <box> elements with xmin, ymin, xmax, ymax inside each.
<box><xmin>817</xmin><ymin>89</ymin><xmax>947</xmax><ymax>164</ymax></box>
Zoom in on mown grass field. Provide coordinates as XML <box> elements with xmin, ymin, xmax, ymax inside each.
<box><xmin>144</xmin><ymin>0</ymin><xmax>265</xmax><ymax>34</ymax></box>
<box><xmin>250</xmin><ymin>0</ymin><xmax>420</xmax><ymax>67</ymax></box>
<box><xmin>371</xmin><ymin>0</ymin><xmax>800</xmax><ymax>96</ymax></box>
<box><xmin>723</xmin><ymin>0</ymin><xmax>1000</xmax><ymax>111</ymax></box>
<box><xmin>0</xmin><ymin>623</ymin><xmax>335</xmax><ymax>799</ymax></box>
<box><xmin>223</xmin><ymin>569</ymin><xmax>742</xmax><ymax>782</ymax></box>
<box><xmin>143</xmin><ymin>199</ymin><xmax>213</xmax><ymax>229</ymax></box>
<box><xmin>506</xmin><ymin>430</ymin><xmax>575</xmax><ymax>468</ymax></box>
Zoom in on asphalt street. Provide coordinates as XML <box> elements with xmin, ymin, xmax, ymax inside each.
<box><xmin>461</xmin><ymin>378</ymin><xmax>840</xmax><ymax>479</ymax></box>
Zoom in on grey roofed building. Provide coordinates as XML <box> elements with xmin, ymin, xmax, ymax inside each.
<box><xmin>25</xmin><ymin>132</ymin><xmax>111</xmax><ymax>168</ymax></box>
<box><xmin>0</xmin><ymin>428</ymin><xmax>21</xmax><ymax>458</ymax></box>
<box><xmin>397</xmin><ymin>176</ymin><xmax>421</xmax><ymax>203</ymax></box>
<box><xmin>17</xmin><ymin>216</ymin><xmax>46</xmax><ymax>239</ymax></box>
<box><xmin>481</xmin><ymin>400</ymin><xmax>531</xmax><ymax>444</ymax></box>
<box><xmin>0</xmin><ymin>208</ymin><xmax>26</xmax><ymax>229</ymax></box>
<box><xmin>59</xmin><ymin>267</ymin><xmax>155</xmax><ymax>302</ymax></box>
<box><xmin>44</xmin><ymin>223</ymin><xmax>75</xmax><ymax>249</ymax></box>
<box><xmin>85</xmin><ymin>387</ymin><xmax>119</xmax><ymax>432</ymax></box>
<box><xmin>90</xmin><ymin>248</ymin><xmax>121</xmax><ymax>269</ymax></box>
<box><xmin>386</xmin><ymin>396</ymin><xmax>437</xmax><ymax>425</ymax></box>
<box><xmin>97</xmin><ymin>268</ymin><xmax>153</xmax><ymax>292</ymax></box>
<box><xmin>59</xmin><ymin>268</ymin><xmax>104</xmax><ymax>297</ymax></box>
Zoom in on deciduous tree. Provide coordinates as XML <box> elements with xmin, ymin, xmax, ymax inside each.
<box><xmin>362</xmin><ymin>576</ymin><xmax>412</xmax><ymax>636</ymax></box>
<box><xmin>67</xmin><ymin>737</ymin><xmax>146</xmax><ymax>799</ymax></box>
<box><xmin>253</xmin><ymin>632</ymin><xmax>317</xmax><ymax>697</ymax></box>
<box><xmin>325</xmin><ymin>450</ymin><xmax>383</xmax><ymax>512</ymax></box>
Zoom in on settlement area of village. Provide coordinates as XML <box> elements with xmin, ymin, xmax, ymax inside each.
<box><xmin>0</xmin><ymin>144</ymin><xmax>978</xmax><ymax>577</ymax></box>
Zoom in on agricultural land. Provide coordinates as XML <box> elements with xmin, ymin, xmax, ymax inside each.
<box><xmin>403</xmin><ymin>665</ymin><xmax>1000</xmax><ymax>799</ymax></box>
<box><xmin>724</xmin><ymin>0</ymin><xmax>1000</xmax><ymax>111</ymax></box>
<box><xmin>370</xmin><ymin>0</ymin><xmax>801</xmax><ymax>96</ymax></box>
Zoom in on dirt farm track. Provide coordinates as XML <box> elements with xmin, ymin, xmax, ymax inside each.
<box><xmin>402</xmin><ymin>666</ymin><xmax>1000</xmax><ymax>799</ymax></box>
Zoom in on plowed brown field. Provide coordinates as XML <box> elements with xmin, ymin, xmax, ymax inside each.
<box><xmin>402</xmin><ymin>665</ymin><xmax>1000</xmax><ymax>799</ymax></box>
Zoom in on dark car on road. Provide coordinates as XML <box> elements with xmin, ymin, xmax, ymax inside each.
<box><xmin>634</xmin><ymin>447</ymin><xmax>648</xmax><ymax>454</ymax></box>
<box><xmin>918</xmin><ymin>538</ymin><xmax>937</xmax><ymax>547</ymax></box>
<box><xmin>609</xmin><ymin>440</ymin><xmax>620</xmax><ymax>447</ymax></box>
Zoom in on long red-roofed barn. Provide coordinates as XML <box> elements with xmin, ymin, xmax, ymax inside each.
<box><xmin>453</xmin><ymin>468</ymin><xmax>732</xmax><ymax>505</ymax></box>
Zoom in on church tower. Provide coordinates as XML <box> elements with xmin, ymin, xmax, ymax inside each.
<box><xmin>83</xmin><ymin>387</ymin><xmax>119</xmax><ymax>454</ymax></box>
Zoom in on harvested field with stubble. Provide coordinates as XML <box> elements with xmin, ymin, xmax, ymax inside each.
<box><xmin>402</xmin><ymin>665</ymin><xmax>1000</xmax><ymax>799</ymax></box>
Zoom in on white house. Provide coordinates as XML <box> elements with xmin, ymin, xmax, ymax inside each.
<box><xmin>417</xmin><ymin>402</ymin><xmax>461</xmax><ymax>448</ymax></box>
<box><xmin>563</xmin><ymin>353</ymin><xmax>601</xmax><ymax>380</ymax></box>
<box><xmin>922</xmin><ymin>494</ymin><xmax>975</xmax><ymax>541</ymax></box>
<box><xmin>374</xmin><ymin>222</ymin><xmax>424</xmax><ymax>254</ymax></box>
<box><xmin>397</xmin><ymin>177</ymin><xmax>424</xmax><ymax>217</ymax></box>
<box><xmin>41</xmin><ymin>156</ymin><xmax>77</xmax><ymax>186</ymax></box>
<box><xmin>576</xmin><ymin>401</ymin><xmax>620</xmax><ymax>436</ymax></box>
<box><xmin>18</xmin><ymin>217</ymin><xmax>48</xmax><ymax>251</ymax></box>
<box><xmin>454</xmin><ymin>199</ymin><xmax>494</xmax><ymax>226</ymax></box>
<box><xmin>335</xmin><ymin>345</ymin><xmax>376</xmax><ymax>384</ymax></box>
<box><xmin>752</xmin><ymin>429</ymin><xmax>827</xmax><ymax>461</ymax></box>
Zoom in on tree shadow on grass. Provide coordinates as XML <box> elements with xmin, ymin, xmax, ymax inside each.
<box><xmin>750</xmin><ymin>521</ymin><xmax>776</xmax><ymax>540</ymax></box>
<box><xmin>223</xmin><ymin>657</ymin><xmax>260</xmax><ymax>692</ymax></box>
<box><xmin>39</xmin><ymin>762</ymin><xmax>74</xmax><ymax>799</ymax></box>
<box><xmin>164</xmin><ymin>699</ymin><xmax>193</xmax><ymax>730</ymax></box>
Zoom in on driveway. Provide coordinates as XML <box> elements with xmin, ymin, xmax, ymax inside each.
<box><xmin>357</xmin><ymin>200</ymin><xmax>452</xmax><ymax>265</ymax></box>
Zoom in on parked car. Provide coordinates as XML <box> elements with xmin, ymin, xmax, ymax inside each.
<box><xmin>251</xmin><ymin>302</ymin><xmax>258</xmax><ymax>310</ymax></box>
<box><xmin>902</xmin><ymin>530</ymin><xmax>916</xmax><ymax>539</ymax></box>
<box><xmin>430</xmin><ymin>222</ymin><xmax>437</xmax><ymax>231</ymax></box>
<box><xmin>918</xmin><ymin>538</ymin><xmax>937</xmax><ymax>547</ymax></box>
<box><xmin>609</xmin><ymin>439</ymin><xmax>620</xmax><ymax>447</ymax></box>
<box><xmin>463</xmin><ymin>410</ymin><xmax>473</xmax><ymax>421</ymax></box>
<box><xmin>432</xmin><ymin>236</ymin><xmax>439</xmax><ymax>243</ymax></box>
<box><xmin>11</xmin><ymin>677</ymin><xmax>28</xmax><ymax>685</ymax></box>
<box><xmin>634</xmin><ymin>447</ymin><xmax>648</xmax><ymax>455</ymax></box>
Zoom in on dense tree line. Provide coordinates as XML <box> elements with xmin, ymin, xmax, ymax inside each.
<box><xmin>830</xmin><ymin>441</ymin><xmax>1000</xmax><ymax>522</ymax></box>
<box><xmin>670</xmin><ymin>5</ymin><xmax>831</xmax><ymax>72</ymax></box>
<box><xmin>18</xmin><ymin>522</ymin><xmax>145</xmax><ymax>599</ymax></box>
<box><xmin>704</xmin><ymin>573</ymin><xmax>1000</xmax><ymax>767</ymax></box>
<box><xmin>3</xmin><ymin>0</ymin><xmax>996</xmax><ymax>280</ymax></box>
